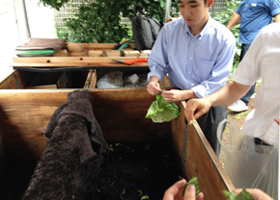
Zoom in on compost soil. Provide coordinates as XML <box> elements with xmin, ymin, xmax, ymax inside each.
<box><xmin>1</xmin><ymin>141</ymin><xmax>183</xmax><ymax>200</ymax></box>
<box><xmin>89</xmin><ymin>142</ymin><xmax>183</xmax><ymax>200</ymax></box>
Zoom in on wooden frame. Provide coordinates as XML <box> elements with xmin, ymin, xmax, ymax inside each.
<box><xmin>0</xmin><ymin>88</ymin><xmax>235</xmax><ymax>199</ymax></box>
<box><xmin>172</xmin><ymin>102</ymin><xmax>235</xmax><ymax>199</ymax></box>
<box><xmin>13</xmin><ymin>43</ymin><xmax>148</xmax><ymax>68</ymax></box>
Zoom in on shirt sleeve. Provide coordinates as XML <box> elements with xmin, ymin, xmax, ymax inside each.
<box><xmin>147</xmin><ymin>26</ymin><xmax>170</xmax><ymax>82</ymax></box>
<box><xmin>232</xmin><ymin>31</ymin><xmax>264</xmax><ymax>85</ymax></box>
<box><xmin>191</xmin><ymin>35</ymin><xmax>236</xmax><ymax>98</ymax></box>
<box><xmin>235</xmin><ymin>3</ymin><xmax>242</xmax><ymax>15</ymax></box>
<box><xmin>268</xmin><ymin>0</ymin><xmax>280</xmax><ymax>16</ymax></box>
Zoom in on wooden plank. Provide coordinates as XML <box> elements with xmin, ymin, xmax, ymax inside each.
<box><xmin>82</xmin><ymin>43</ymin><xmax>135</xmax><ymax>50</ymax></box>
<box><xmin>88</xmin><ymin>71</ymin><xmax>97</xmax><ymax>88</ymax></box>
<box><xmin>105</xmin><ymin>50</ymin><xmax>121</xmax><ymax>57</ymax></box>
<box><xmin>66</xmin><ymin>43</ymin><xmax>83</xmax><ymax>52</ymax></box>
<box><xmin>88</xmin><ymin>50</ymin><xmax>103</xmax><ymax>57</ymax></box>
<box><xmin>0</xmin><ymin>70</ymin><xmax>37</xmax><ymax>89</ymax></box>
<box><xmin>122</xmin><ymin>50</ymin><xmax>140</xmax><ymax>57</ymax></box>
<box><xmin>84</xmin><ymin>70</ymin><xmax>97</xmax><ymax>89</ymax></box>
<box><xmin>0</xmin><ymin>133</ymin><xmax>4</xmax><ymax>175</ymax></box>
<box><xmin>0</xmin><ymin>89</ymin><xmax>170</xmax><ymax>165</ymax></box>
<box><xmin>53</xmin><ymin>49</ymin><xmax>68</xmax><ymax>57</ymax></box>
<box><xmin>0</xmin><ymin>70</ymin><xmax>18</xmax><ymax>89</ymax></box>
<box><xmin>13</xmin><ymin>57</ymin><xmax>148</xmax><ymax>67</ymax></box>
<box><xmin>171</xmin><ymin>102</ymin><xmax>235</xmax><ymax>200</ymax></box>
<box><xmin>82</xmin><ymin>43</ymin><xmax>116</xmax><ymax>50</ymax></box>
<box><xmin>68</xmin><ymin>51</ymin><xmax>88</xmax><ymax>57</ymax></box>
<box><xmin>26</xmin><ymin>84</ymin><xmax>57</xmax><ymax>89</ymax></box>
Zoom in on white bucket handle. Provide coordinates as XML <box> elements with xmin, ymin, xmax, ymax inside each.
<box><xmin>217</xmin><ymin>118</ymin><xmax>228</xmax><ymax>149</ymax></box>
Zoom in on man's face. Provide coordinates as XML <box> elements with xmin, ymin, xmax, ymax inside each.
<box><xmin>179</xmin><ymin>0</ymin><xmax>212</xmax><ymax>31</ymax></box>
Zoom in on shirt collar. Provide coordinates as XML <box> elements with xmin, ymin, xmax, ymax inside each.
<box><xmin>183</xmin><ymin>14</ymin><xmax>212</xmax><ymax>39</ymax></box>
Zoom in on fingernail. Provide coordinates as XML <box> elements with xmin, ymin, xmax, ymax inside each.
<box><xmin>187</xmin><ymin>184</ymin><xmax>195</xmax><ymax>192</ymax></box>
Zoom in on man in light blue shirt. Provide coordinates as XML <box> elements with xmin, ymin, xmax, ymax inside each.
<box><xmin>227</xmin><ymin>0</ymin><xmax>280</xmax><ymax>112</ymax></box>
<box><xmin>147</xmin><ymin>0</ymin><xmax>235</xmax><ymax>156</ymax></box>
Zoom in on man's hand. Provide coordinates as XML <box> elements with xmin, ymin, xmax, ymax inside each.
<box><xmin>274</xmin><ymin>118</ymin><xmax>280</xmax><ymax>125</ymax></box>
<box><xmin>147</xmin><ymin>76</ymin><xmax>162</xmax><ymax>96</ymax></box>
<box><xmin>163</xmin><ymin>179</ymin><xmax>204</xmax><ymax>200</ymax></box>
<box><xmin>162</xmin><ymin>89</ymin><xmax>184</xmax><ymax>103</ymax></box>
<box><xmin>184</xmin><ymin>98</ymin><xmax>212</xmax><ymax>121</ymax></box>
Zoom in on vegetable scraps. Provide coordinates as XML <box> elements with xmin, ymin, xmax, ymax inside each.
<box><xmin>182</xmin><ymin>176</ymin><xmax>200</xmax><ymax>197</ymax></box>
<box><xmin>145</xmin><ymin>94</ymin><xmax>180</xmax><ymax>123</ymax></box>
<box><xmin>223</xmin><ymin>189</ymin><xmax>255</xmax><ymax>200</ymax></box>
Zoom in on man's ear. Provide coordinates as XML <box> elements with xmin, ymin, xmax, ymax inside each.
<box><xmin>207</xmin><ymin>0</ymin><xmax>214</xmax><ymax>8</ymax></box>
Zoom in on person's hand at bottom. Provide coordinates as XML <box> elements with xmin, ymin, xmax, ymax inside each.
<box><xmin>163</xmin><ymin>179</ymin><xmax>204</xmax><ymax>200</ymax></box>
<box><xmin>233</xmin><ymin>188</ymin><xmax>273</xmax><ymax>200</ymax></box>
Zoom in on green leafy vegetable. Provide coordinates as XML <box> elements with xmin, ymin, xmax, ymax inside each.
<box><xmin>182</xmin><ymin>177</ymin><xmax>200</xmax><ymax>197</ymax></box>
<box><xmin>145</xmin><ymin>94</ymin><xmax>180</xmax><ymax>123</ymax></box>
<box><xmin>223</xmin><ymin>189</ymin><xmax>255</xmax><ymax>200</ymax></box>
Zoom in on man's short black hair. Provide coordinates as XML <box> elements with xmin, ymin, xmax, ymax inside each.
<box><xmin>178</xmin><ymin>0</ymin><xmax>209</xmax><ymax>5</ymax></box>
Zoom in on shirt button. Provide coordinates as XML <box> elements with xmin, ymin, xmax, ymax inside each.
<box><xmin>190</xmin><ymin>57</ymin><xmax>192</xmax><ymax>60</ymax></box>
<box><xmin>191</xmin><ymin>83</ymin><xmax>194</xmax><ymax>86</ymax></box>
<box><xmin>188</xmin><ymin>70</ymin><xmax>191</xmax><ymax>74</ymax></box>
<box><xmin>191</xmin><ymin>43</ymin><xmax>194</xmax><ymax>45</ymax></box>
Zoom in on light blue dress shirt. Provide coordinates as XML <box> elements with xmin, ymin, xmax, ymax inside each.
<box><xmin>148</xmin><ymin>17</ymin><xmax>236</xmax><ymax>98</ymax></box>
<box><xmin>236</xmin><ymin>0</ymin><xmax>280</xmax><ymax>44</ymax></box>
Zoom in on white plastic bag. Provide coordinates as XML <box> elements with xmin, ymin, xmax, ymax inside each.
<box><xmin>96</xmin><ymin>71</ymin><xmax>124</xmax><ymax>88</ymax></box>
<box><xmin>217</xmin><ymin>119</ymin><xmax>278</xmax><ymax>199</ymax></box>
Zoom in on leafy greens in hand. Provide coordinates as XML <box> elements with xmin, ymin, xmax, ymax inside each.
<box><xmin>223</xmin><ymin>189</ymin><xmax>255</xmax><ymax>200</ymax></box>
<box><xmin>145</xmin><ymin>94</ymin><xmax>180</xmax><ymax>123</ymax></box>
<box><xmin>182</xmin><ymin>176</ymin><xmax>200</xmax><ymax>197</ymax></box>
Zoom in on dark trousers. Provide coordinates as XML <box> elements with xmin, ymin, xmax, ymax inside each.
<box><xmin>240</xmin><ymin>43</ymin><xmax>255</xmax><ymax>105</ymax></box>
<box><xmin>185</xmin><ymin>106</ymin><xmax>227</xmax><ymax>157</ymax></box>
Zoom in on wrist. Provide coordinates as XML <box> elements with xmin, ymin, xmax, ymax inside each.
<box><xmin>150</xmin><ymin>76</ymin><xmax>159</xmax><ymax>83</ymax></box>
<box><xmin>204</xmin><ymin>96</ymin><xmax>215</xmax><ymax>107</ymax></box>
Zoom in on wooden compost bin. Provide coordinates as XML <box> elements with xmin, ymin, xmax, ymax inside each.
<box><xmin>0</xmin><ymin>88</ymin><xmax>235</xmax><ymax>199</ymax></box>
<box><xmin>11</xmin><ymin>43</ymin><xmax>151</xmax><ymax>90</ymax></box>
<box><xmin>0</xmin><ymin>43</ymin><xmax>235</xmax><ymax>199</ymax></box>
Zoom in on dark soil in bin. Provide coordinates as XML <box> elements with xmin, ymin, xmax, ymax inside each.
<box><xmin>90</xmin><ymin>142</ymin><xmax>183</xmax><ymax>200</ymax></box>
<box><xmin>1</xmin><ymin>141</ymin><xmax>183</xmax><ymax>200</ymax></box>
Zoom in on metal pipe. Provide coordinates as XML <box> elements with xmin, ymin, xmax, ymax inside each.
<box><xmin>164</xmin><ymin>0</ymin><xmax>171</xmax><ymax>22</ymax></box>
<box><xmin>11</xmin><ymin>0</ymin><xmax>22</xmax><ymax>44</ymax></box>
<box><xmin>20</xmin><ymin>0</ymin><xmax>31</xmax><ymax>39</ymax></box>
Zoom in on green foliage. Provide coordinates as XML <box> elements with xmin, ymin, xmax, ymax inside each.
<box><xmin>223</xmin><ymin>188</ymin><xmax>255</xmax><ymax>200</ymax></box>
<box><xmin>146</xmin><ymin>93</ymin><xmax>180</xmax><ymax>123</ymax></box>
<box><xmin>182</xmin><ymin>177</ymin><xmax>200</xmax><ymax>197</ymax></box>
<box><xmin>63</xmin><ymin>1</ymin><xmax>129</xmax><ymax>43</ymax></box>
<box><xmin>138</xmin><ymin>190</ymin><xmax>150</xmax><ymax>200</ymax></box>
<box><xmin>40</xmin><ymin>0</ymin><xmax>179</xmax><ymax>43</ymax></box>
<box><xmin>212</xmin><ymin>0</ymin><xmax>241</xmax><ymax>73</ymax></box>
<box><xmin>39</xmin><ymin>0</ymin><xmax>71</xmax><ymax>10</ymax></box>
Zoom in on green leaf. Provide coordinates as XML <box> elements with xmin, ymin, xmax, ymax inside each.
<box><xmin>223</xmin><ymin>189</ymin><xmax>255</xmax><ymax>200</ymax></box>
<box><xmin>182</xmin><ymin>177</ymin><xmax>200</xmax><ymax>197</ymax></box>
<box><xmin>145</xmin><ymin>94</ymin><xmax>180</xmax><ymax>123</ymax></box>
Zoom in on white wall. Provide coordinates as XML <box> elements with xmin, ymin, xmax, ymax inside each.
<box><xmin>0</xmin><ymin>0</ymin><xmax>56</xmax><ymax>81</ymax></box>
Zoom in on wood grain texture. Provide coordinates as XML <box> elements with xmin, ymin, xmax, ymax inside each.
<box><xmin>171</xmin><ymin>102</ymin><xmax>235</xmax><ymax>199</ymax></box>
<box><xmin>0</xmin><ymin>70</ymin><xmax>31</xmax><ymax>89</ymax></box>
<box><xmin>0</xmin><ymin>89</ymin><xmax>170</xmax><ymax>165</ymax></box>
<box><xmin>0</xmin><ymin>133</ymin><xmax>4</xmax><ymax>175</ymax></box>
<box><xmin>13</xmin><ymin>43</ymin><xmax>144</xmax><ymax>67</ymax></box>
<box><xmin>13</xmin><ymin>57</ymin><xmax>149</xmax><ymax>67</ymax></box>
<box><xmin>83</xmin><ymin>70</ymin><xmax>97</xmax><ymax>89</ymax></box>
